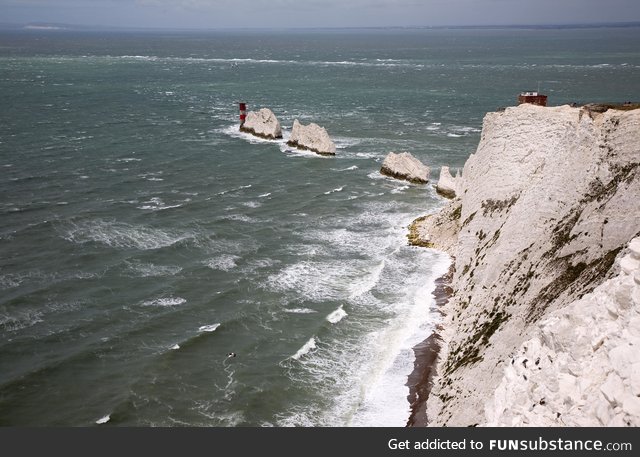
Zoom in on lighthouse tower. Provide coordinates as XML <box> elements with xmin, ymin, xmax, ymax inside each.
<box><xmin>238</xmin><ymin>102</ymin><xmax>247</xmax><ymax>128</ymax></box>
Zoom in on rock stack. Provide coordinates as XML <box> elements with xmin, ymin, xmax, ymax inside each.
<box><xmin>240</xmin><ymin>108</ymin><xmax>282</xmax><ymax>140</ymax></box>
<box><xmin>436</xmin><ymin>166</ymin><xmax>461</xmax><ymax>199</ymax></box>
<box><xmin>287</xmin><ymin>120</ymin><xmax>336</xmax><ymax>156</ymax></box>
<box><xmin>380</xmin><ymin>152</ymin><xmax>430</xmax><ymax>184</ymax></box>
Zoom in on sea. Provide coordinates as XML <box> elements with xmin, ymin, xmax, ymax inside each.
<box><xmin>1</xmin><ymin>26</ymin><xmax>639</xmax><ymax>426</ymax></box>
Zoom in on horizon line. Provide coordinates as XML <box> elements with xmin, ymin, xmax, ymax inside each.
<box><xmin>1</xmin><ymin>21</ymin><xmax>640</xmax><ymax>33</ymax></box>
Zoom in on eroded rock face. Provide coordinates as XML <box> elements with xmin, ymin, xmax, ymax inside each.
<box><xmin>486</xmin><ymin>238</ymin><xmax>640</xmax><ymax>426</ymax></box>
<box><xmin>421</xmin><ymin>104</ymin><xmax>640</xmax><ymax>426</ymax></box>
<box><xmin>380</xmin><ymin>152</ymin><xmax>430</xmax><ymax>184</ymax></box>
<box><xmin>240</xmin><ymin>108</ymin><xmax>282</xmax><ymax>140</ymax></box>
<box><xmin>287</xmin><ymin>119</ymin><xmax>336</xmax><ymax>156</ymax></box>
<box><xmin>436</xmin><ymin>166</ymin><xmax>460</xmax><ymax>199</ymax></box>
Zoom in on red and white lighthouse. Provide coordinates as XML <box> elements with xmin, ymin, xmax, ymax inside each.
<box><xmin>238</xmin><ymin>102</ymin><xmax>247</xmax><ymax>127</ymax></box>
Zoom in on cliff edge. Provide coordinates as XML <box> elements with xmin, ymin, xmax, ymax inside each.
<box><xmin>417</xmin><ymin>103</ymin><xmax>640</xmax><ymax>426</ymax></box>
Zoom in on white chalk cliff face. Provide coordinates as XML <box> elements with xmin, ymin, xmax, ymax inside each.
<box><xmin>420</xmin><ymin>104</ymin><xmax>640</xmax><ymax>426</ymax></box>
<box><xmin>380</xmin><ymin>152</ymin><xmax>430</xmax><ymax>184</ymax></box>
<box><xmin>486</xmin><ymin>238</ymin><xmax>640</xmax><ymax>426</ymax></box>
<box><xmin>240</xmin><ymin>108</ymin><xmax>282</xmax><ymax>139</ymax></box>
<box><xmin>287</xmin><ymin>119</ymin><xmax>336</xmax><ymax>156</ymax></box>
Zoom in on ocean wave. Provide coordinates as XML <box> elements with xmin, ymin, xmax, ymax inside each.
<box><xmin>284</xmin><ymin>308</ymin><xmax>317</xmax><ymax>314</ymax></box>
<box><xmin>205</xmin><ymin>255</ymin><xmax>240</xmax><ymax>271</ymax></box>
<box><xmin>124</xmin><ymin>261</ymin><xmax>183</xmax><ymax>278</ymax></box>
<box><xmin>106</xmin><ymin>55</ymin><xmax>425</xmax><ymax>69</ymax></box>
<box><xmin>291</xmin><ymin>337</ymin><xmax>317</xmax><ymax>360</ymax></box>
<box><xmin>390</xmin><ymin>185</ymin><xmax>410</xmax><ymax>194</ymax></box>
<box><xmin>140</xmin><ymin>297</ymin><xmax>186</xmax><ymax>307</ymax></box>
<box><xmin>0</xmin><ymin>310</ymin><xmax>44</xmax><ymax>332</ymax></box>
<box><xmin>280</xmin><ymin>145</ymin><xmax>327</xmax><ymax>158</ymax></box>
<box><xmin>215</xmin><ymin>183</ymin><xmax>253</xmax><ymax>196</ymax></box>
<box><xmin>332</xmin><ymin>165</ymin><xmax>359</xmax><ymax>172</ymax></box>
<box><xmin>266</xmin><ymin>261</ymin><xmax>350</xmax><ymax>301</ymax></box>
<box><xmin>221</xmin><ymin>125</ymin><xmax>287</xmax><ymax>147</ymax></box>
<box><xmin>349</xmin><ymin>261</ymin><xmax>386</xmax><ymax>299</ymax></box>
<box><xmin>137</xmin><ymin>197</ymin><xmax>183</xmax><ymax>211</ymax></box>
<box><xmin>62</xmin><ymin>220</ymin><xmax>192</xmax><ymax>250</ymax></box>
<box><xmin>356</xmin><ymin>152</ymin><xmax>381</xmax><ymax>159</ymax></box>
<box><xmin>242</xmin><ymin>201</ymin><xmax>261</xmax><ymax>208</ymax></box>
<box><xmin>324</xmin><ymin>186</ymin><xmax>345</xmax><ymax>195</ymax></box>
<box><xmin>138</xmin><ymin>172</ymin><xmax>164</xmax><ymax>181</ymax></box>
<box><xmin>326</xmin><ymin>306</ymin><xmax>348</xmax><ymax>324</ymax></box>
<box><xmin>95</xmin><ymin>415</ymin><xmax>110</xmax><ymax>425</ymax></box>
<box><xmin>333</xmin><ymin>136</ymin><xmax>363</xmax><ymax>149</ymax></box>
<box><xmin>0</xmin><ymin>274</ymin><xmax>22</xmax><ymax>289</ymax></box>
<box><xmin>198</xmin><ymin>323</ymin><xmax>221</xmax><ymax>332</ymax></box>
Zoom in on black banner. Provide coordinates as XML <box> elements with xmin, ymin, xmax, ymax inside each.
<box><xmin>1</xmin><ymin>427</ymin><xmax>637</xmax><ymax>457</ymax></box>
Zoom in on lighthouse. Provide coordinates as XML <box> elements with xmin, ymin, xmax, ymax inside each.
<box><xmin>238</xmin><ymin>102</ymin><xmax>247</xmax><ymax>127</ymax></box>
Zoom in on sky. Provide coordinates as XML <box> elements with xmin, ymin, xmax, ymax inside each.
<box><xmin>1</xmin><ymin>0</ymin><xmax>640</xmax><ymax>29</ymax></box>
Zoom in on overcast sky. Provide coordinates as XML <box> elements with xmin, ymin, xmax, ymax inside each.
<box><xmin>2</xmin><ymin>0</ymin><xmax>640</xmax><ymax>29</ymax></box>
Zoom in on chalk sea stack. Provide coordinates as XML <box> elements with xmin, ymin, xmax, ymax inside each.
<box><xmin>436</xmin><ymin>166</ymin><xmax>460</xmax><ymax>199</ymax></box>
<box><xmin>240</xmin><ymin>108</ymin><xmax>282</xmax><ymax>140</ymax></box>
<box><xmin>380</xmin><ymin>152</ymin><xmax>430</xmax><ymax>184</ymax></box>
<box><xmin>287</xmin><ymin>119</ymin><xmax>336</xmax><ymax>156</ymax></box>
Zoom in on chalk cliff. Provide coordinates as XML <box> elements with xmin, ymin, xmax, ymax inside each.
<box><xmin>240</xmin><ymin>108</ymin><xmax>282</xmax><ymax>140</ymax></box>
<box><xmin>413</xmin><ymin>103</ymin><xmax>640</xmax><ymax>426</ymax></box>
<box><xmin>287</xmin><ymin>119</ymin><xmax>336</xmax><ymax>156</ymax></box>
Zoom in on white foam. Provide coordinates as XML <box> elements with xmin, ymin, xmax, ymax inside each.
<box><xmin>125</xmin><ymin>261</ymin><xmax>182</xmax><ymax>277</ymax></box>
<box><xmin>276</xmin><ymin>232</ymin><xmax>451</xmax><ymax>426</ymax></box>
<box><xmin>0</xmin><ymin>274</ymin><xmax>22</xmax><ymax>289</ymax></box>
<box><xmin>446</xmin><ymin>133</ymin><xmax>463</xmax><ymax>138</ymax></box>
<box><xmin>0</xmin><ymin>310</ymin><xmax>44</xmax><ymax>332</ymax></box>
<box><xmin>100</xmin><ymin>55</ymin><xmax>426</xmax><ymax>70</ymax></box>
<box><xmin>138</xmin><ymin>172</ymin><xmax>164</xmax><ymax>181</ymax></box>
<box><xmin>291</xmin><ymin>337</ymin><xmax>317</xmax><ymax>360</ymax></box>
<box><xmin>219</xmin><ymin>214</ymin><xmax>257</xmax><ymax>224</ymax></box>
<box><xmin>62</xmin><ymin>220</ymin><xmax>192</xmax><ymax>250</ymax></box>
<box><xmin>326</xmin><ymin>306</ymin><xmax>348</xmax><ymax>324</ymax></box>
<box><xmin>285</xmin><ymin>308</ymin><xmax>317</xmax><ymax>314</ymax></box>
<box><xmin>205</xmin><ymin>255</ymin><xmax>240</xmax><ymax>271</ymax></box>
<box><xmin>333</xmin><ymin>137</ymin><xmax>362</xmax><ymax>149</ymax></box>
<box><xmin>390</xmin><ymin>185</ymin><xmax>410</xmax><ymax>194</ymax></box>
<box><xmin>324</xmin><ymin>186</ymin><xmax>345</xmax><ymax>195</ymax></box>
<box><xmin>221</xmin><ymin>124</ymin><xmax>286</xmax><ymax>147</ymax></box>
<box><xmin>198</xmin><ymin>323</ymin><xmax>221</xmax><ymax>332</ymax></box>
<box><xmin>266</xmin><ymin>261</ymin><xmax>350</xmax><ymax>301</ymax></box>
<box><xmin>349</xmin><ymin>253</ymin><xmax>452</xmax><ymax>426</ymax></box>
<box><xmin>216</xmin><ymin>183</ymin><xmax>253</xmax><ymax>196</ymax></box>
<box><xmin>258</xmin><ymin>193</ymin><xmax>272</xmax><ymax>198</ymax></box>
<box><xmin>141</xmin><ymin>297</ymin><xmax>186</xmax><ymax>307</ymax></box>
<box><xmin>367</xmin><ymin>171</ymin><xmax>385</xmax><ymax>181</ymax></box>
<box><xmin>333</xmin><ymin>165</ymin><xmax>359</xmax><ymax>172</ymax></box>
<box><xmin>242</xmin><ymin>201</ymin><xmax>261</xmax><ymax>208</ymax></box>
<box><xmin>95</xmin><ymin>415</ymin><xmax>110</xmax><ymax>425</ymax></box>
<box><xmin>349</xmin><ymin>261</ymin><xmax>386</xmax><ymax>299</ymax></box>
<box><xmin>356</xmin><ymin>152</ymin><xmax>379</xmax><ymax>159</ymax></box>
<box><xmin>170</xmin><ymin>344</ymin><xmax>180</xmax><ymax>350</ymax></box>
